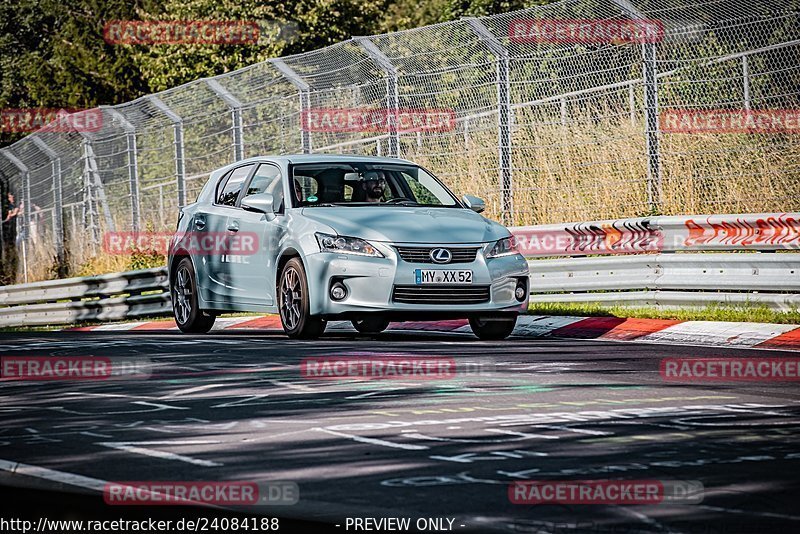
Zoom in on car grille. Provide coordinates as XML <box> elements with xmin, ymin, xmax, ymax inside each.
<box><xmin>392</xmin><ymin>285</ymin><xmax>490</xmax><ymax>305</ymax></box>
<box><xmin>395</xmin><ymin>246</ymin><xmax>479</xmax><ymax>264</ymax></box>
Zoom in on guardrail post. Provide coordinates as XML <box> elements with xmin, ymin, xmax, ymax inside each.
<box><xmin>149</xmin><ymin>96</ymin><xmax>186</xmax><ymax>207</ymax></box>
<box><xmin>465</xmin><ymin>17</ymin><xmax>513</xmax><ymax>225</ymax></box>
<box><xmin>31</xmin><ymin>137</ymin><xmax>65</xmax><ymax>264</ymax></box>
<box><xmin>103</xmin><ymin>107</ymin><xmax>140</xmax><ymax>233</ymax></box>
<box><xmin>355</xmin><ymin>37</ymin><xmax>400</xmax><ymax>158</ymax></box>
<box><xmin>0</xmin><ymin>149</ymin><xmax>30</xmax><ymax>283</ymax></box>
<box><xmin>205</xmin><ymin>78</ymin><xmax>245</xmax><ymax>161</ymax></box>
<box><xmin>272</xmin><ymin>59</ymin><xmax>312</xmax><ymax>154</ymax></box>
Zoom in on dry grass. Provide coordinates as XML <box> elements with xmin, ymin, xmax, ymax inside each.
<box><xmin>14</xmin><ymin>111</ymin><xmax>800</xmax><ymax>282</ymax></box>
<box><xmin>408</xmin><ymin>111</ymin><xmax>800</xmax><ymax>225</ymax></box>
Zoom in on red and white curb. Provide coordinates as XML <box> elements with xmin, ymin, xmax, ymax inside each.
<box><xmin>65</xmin><ymin>315</ymin><xmax>800</xmax><ymax>351</ymax></box>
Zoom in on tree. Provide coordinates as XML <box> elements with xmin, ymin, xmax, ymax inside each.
<box><xmin>128</xmin><ymin>0</ymin><xmax>390</xmax><ymax>92</ymax></box>
<box><xmin>0</xmin><ymin>0</ymin><xmax>155</xmax><ymax>146</ymax></box>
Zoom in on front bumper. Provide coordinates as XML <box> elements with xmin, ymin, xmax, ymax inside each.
<box><xmin>304</xmin><ymin>242</ymin><xmax>529</xmax><ymax>319</ymax></box>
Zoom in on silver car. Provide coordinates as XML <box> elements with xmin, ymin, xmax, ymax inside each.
<box><xmin>168</xmin><ymin>155</ymin><xmax>529</xmax><ymax>339</ymax></box>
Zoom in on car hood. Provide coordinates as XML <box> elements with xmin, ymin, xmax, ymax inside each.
<box><xmin>300</xmin><ymin>206</ymin><xmax>509</xmax><ymax>244</ymax></box>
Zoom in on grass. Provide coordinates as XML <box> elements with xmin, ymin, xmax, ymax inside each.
<box><xmin>408</xmin><ymin>110</ymin><xmax>800</xmax><ymax>224</ymax></box>
<box><xmin>11</xmin><ymin>109</ymin><xmax>800</xmax><ymax>283</ymax></box>
<box><xmin>528</xmin><ymin>301</ymin><xmax>800</xmax><ymax>325</ymax></box>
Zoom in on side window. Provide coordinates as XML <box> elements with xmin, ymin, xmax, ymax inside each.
<box><xmin>216</xmin><ymin>164</ymin><xmax>254</xmax><ymax>206</ymax></box>
<box><xmin>245</xmin><ymin>164</ymin><xmax>285</xmax><ymax>212</ymax></box>
<box><xmin>292</xmin><ymin>175</ymin><xmax>319</xmax><ymax>205</ymax></box>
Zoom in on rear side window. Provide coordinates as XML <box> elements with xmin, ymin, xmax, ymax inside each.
<box><xmin>216</xmin><ymin>164</ymin><xmax>254</xmax><ymax>206</ymax></box>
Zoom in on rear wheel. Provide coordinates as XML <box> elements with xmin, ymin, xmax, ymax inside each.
<box><xmin>172</xmin><ymin>257</ymin><xmax>215</xmax><ymax>334</ymax></box>
<box><xmin>352</xmin><ymin>317</ymin><xmax>390</xmax><ymax>334</ymax></box>
<box><xmin>279</xmin><ymin>258</ymin><xmax>326</xmax><ymax>339</ymax></box>
<box><xmin>469</xmin><ymin>314</ymin><xmax>517</xmax><ymax>340</ymax></box>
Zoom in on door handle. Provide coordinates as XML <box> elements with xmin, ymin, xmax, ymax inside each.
<box><xmin>227</xmin><ymin>221</ymin><xmax>240</xmax><ymax>232</ymax></box>
<box><xmin>194</xmin><ymin>217</ymin><xmax>206</xmax><ymax>229</ymax></box>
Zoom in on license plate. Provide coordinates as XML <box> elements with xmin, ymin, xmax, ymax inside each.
<box><xmin>414</xmin><ymin>269</ymin><xmax>473</xmax><ymax>284</ymax></box>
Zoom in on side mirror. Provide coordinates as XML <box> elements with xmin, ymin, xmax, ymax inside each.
<box><xmin>241</xmin><ymin>193</ymin><xmax>276</xmax><ymax>219</ymax></box>
<box><xmin>462</xmin><ymin>194</ymin><xmax>485</xmax><ymax>213</ymax></box>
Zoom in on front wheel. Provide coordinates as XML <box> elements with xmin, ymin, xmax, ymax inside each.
<box><xmin>172</xmin><ymin>257</ymin><xmax>215</xmax><ymax>334</ymax></box>
<box><xmin>469</xmin><ymin>314</ymin><xmax>517</xmax><ymax>340</ymax></box>
<box><xmin>352</xmin><ymin>317</ymin><xmax>390</xmax><ymax>334</ymax></box>
<box><xmin>278</xmin><ymin>258</ymin><xmax>326</xmax><ymax>339</ymax></box>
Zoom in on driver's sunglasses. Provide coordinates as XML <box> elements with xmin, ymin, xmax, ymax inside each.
<box><xmin>365</xmin><ymin>178</ymin><xmax>387</xmax><ymax>184</ymax></box>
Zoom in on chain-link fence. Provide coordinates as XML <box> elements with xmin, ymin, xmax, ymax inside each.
<box><xmin>1</xmin><ymin>0</ymin><xmax>799</xmax><ymax>283</ymax></box>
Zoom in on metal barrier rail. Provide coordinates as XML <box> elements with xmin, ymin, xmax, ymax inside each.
<box><xmin>0</xmin><ymin>267</ymin><xmax>169</xmax><ymax>327</ymax></box>
<box><xmin>0</xmin><ymin>212</ymin><xmax>797</xmax><ymax>327</ymax></box>
<box><xmin>517</xmin><ymin>212</ymin><xmax>800</xmax><ymax>310</ymax></box>
<box><xmin>526</xmin><ymin>253</ymin><xmax>800</xmax><ymax>310</ymax></box>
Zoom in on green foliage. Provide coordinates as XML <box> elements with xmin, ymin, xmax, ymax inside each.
<box><xmin>0</xmin><ymin>0</ymin><xmax>156</xmax><ymax>146</ymax></box>
<box><xmin>128</xmin><ymin>0</ymin><xmax>391</xmax><ymax>92</ymax></box>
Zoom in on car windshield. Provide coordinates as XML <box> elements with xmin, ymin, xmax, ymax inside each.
<box><xmin>290</xmin><ymin>163</ymin><xmax>460</xmax><ymax>207</ymax></box>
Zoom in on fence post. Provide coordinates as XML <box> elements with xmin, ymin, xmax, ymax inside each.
<box><xmin>104</xmin><ymin>107</ymin><xmax>140</xmax><ymax>233</ymax></box>
<box><xmin>355</xmin><ymin>37</ymin><xmax>400</xmax><ymax>158</ymax></box>
<box><xmin>272</xmin><ymin>59</ymin><xmax>312</xmax><ymax>154</ymax></box>
<box><xmin>31</xmin><ymin>137</ymin><xmax>64</xmax><ymax>264</ymax></box>
<box><xmin>642</xmin><ymin>40</ymin><xmax>662</xmax><ymax>212</ymax></box>
<box><xmin>742</xmin><ymin>55</ymin><xmax>751</xmax><ymax>110</ymax></box>
<box><xmin>149</xmin><ymin>96</ymin><xmax>186</xmax><ymax>207</ymax></box>
<box><xmin>629</xmin><ymin>83</ymin><xmax>637</xmax><ymax>125</ymax></box>
<box><xmin>610</xmin><ymin>0</ymin><xmax>662</xmax><ymax>213</ymax></box>
<box><xmin>206</xmin><ymin>78</ymin><xmax>245</xmax><ymax>161</ymax></box>
<box><xmin>1</xmin><ymin>149</ymin><xmax>30</xmax><ymax>283</ymax></box>
<box><xmin>77</xmin><ymin>132</ymin><xmax>116</xmax><ymax>239</ymax></box>
<box><xmin>465</xmin><ymin>17</ymin><xmax>513</xmax><ymax>225</ymax></box>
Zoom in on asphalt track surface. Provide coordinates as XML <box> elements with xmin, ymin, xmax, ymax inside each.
<box><xmin>1</xmin><ymin>327</ymin><xmax>800</xmax><ymax>533</ymax></box>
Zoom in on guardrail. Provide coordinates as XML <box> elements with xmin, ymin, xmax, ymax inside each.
<box><xmin>0</xmin><ymin>267</ymin><xmax>169</xmax><ymax>328</ymax></box>
<box><xmin>513</xmin><ymin>212</ymin><xmax>800</xmax><ymax>311</ymax></box>
<box><xmin>0</xmin><ymin>212</ymin><xmax>797</xmax><ymax>327</ymax></box>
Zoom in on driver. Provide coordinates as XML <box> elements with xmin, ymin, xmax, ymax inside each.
<box><xmin>361</xmin><ymin>170</ymin><xmax>387</xmax><ymax>203</ymax></box>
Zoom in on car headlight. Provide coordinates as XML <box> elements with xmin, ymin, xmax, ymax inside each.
<box><xmin>486</xmin><ymin>237</ymin><xmax>519</xmax><ymax>258</ymax></box>
<box><xmin>315</xmin><ymin>233</ymin><xmax>384</xmax><ymax>257</ymax></box>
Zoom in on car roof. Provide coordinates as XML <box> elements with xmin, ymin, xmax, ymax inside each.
<box><xmin>229</xmin><ymin>154</ymin><xmax>418</xmax><ymax>166</ymax></box>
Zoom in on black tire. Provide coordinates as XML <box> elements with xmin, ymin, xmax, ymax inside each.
<box><xmin>469</xmin><ymin>314</ymin><xmax>517</xmax><ymax>340</ymax></box>
<box><xmin>278</xmin><ymin>257</ymin><xmax>326</xmax><ymax>339</ymax></box>
<box><xmin>172</xmin><ymin>257</ymin><xmax>215</xmax><ymax>334</ymax></box>
<box><xmin>352</xmin><ymin>317</ymin><xmax>390</xmax><ymax>334</ymax></box>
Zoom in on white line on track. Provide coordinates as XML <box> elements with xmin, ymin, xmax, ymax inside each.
<box><xmin>0</xmin><ymin>458</ymin><xmax>107</xmax><ymax>492</ymax></box>
<box><xmin>314</xmin><ymin>428</ymin><xmax>429</xmax><ymax>451</ymax></box>
<box><xmin>97</xmin><ymin>441</ymin><xmax>223</xmax><ymax>467</ymax></box>
<box><xmin>268</xmin><ymin>380</ymin><xmax>315</xmax><ymax>392</ymax></box>
<box><xmin>80</xmin><ymin>431</ymin><xmax>112</xmax><ymax>438</ymax></box>
<box><xmin>693</xmin><ymin>504</ymin><xmax>800</xmax><ymax>521</ymax></box>
<box><xmin>160</xmin><ymin>383</ymin><xmax>227</xmax><ymax>399</ymax></box>
<box><xmin>346</xmin><ymin>388</ymin><xmax>405</xmax><ymax>400</ymax></box>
